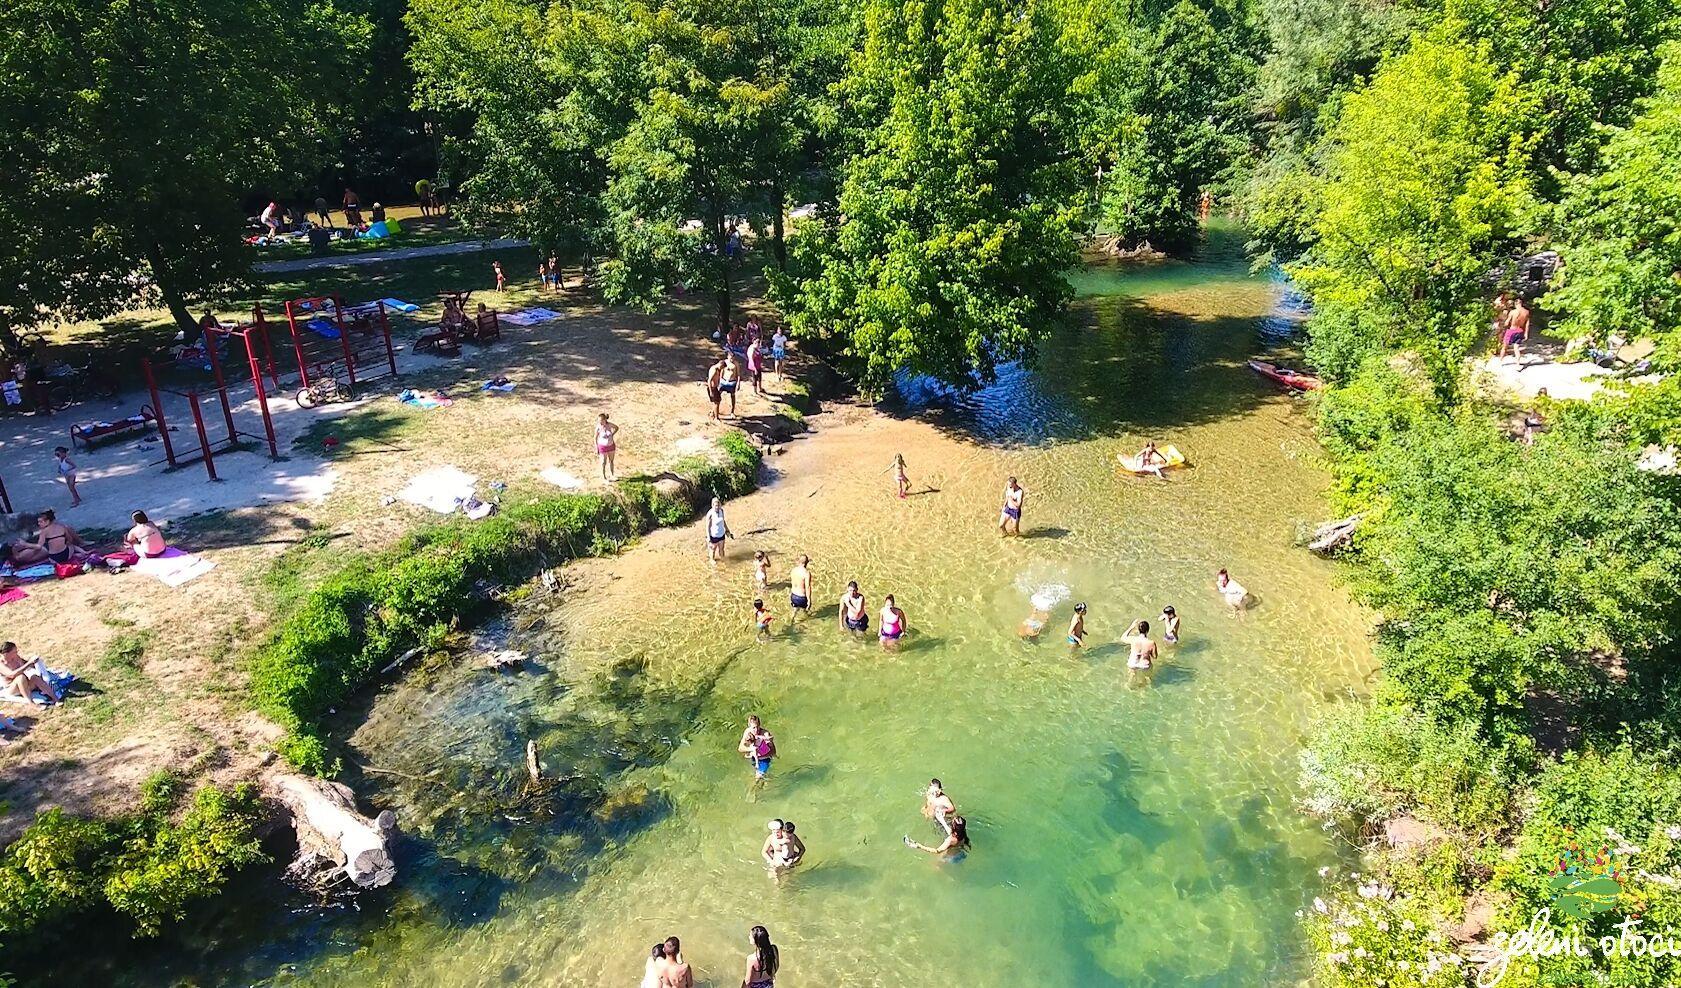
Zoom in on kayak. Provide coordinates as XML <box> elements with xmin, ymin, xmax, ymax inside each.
<box><xmin>1248</xmin><ymin>359</ymin><xmax>1321</xmax><ymax>391</ymax></box>
<box><xmin>1118</xmin><ymin>444</ymin><xmax>1187</xmax><ymax>475</ymax></box>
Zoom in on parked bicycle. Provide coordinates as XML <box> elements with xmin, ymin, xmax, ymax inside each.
<box><xmin>296</xmin><ymin>365</ymin><xmax>353</xmax><ymax>408</ymax></box>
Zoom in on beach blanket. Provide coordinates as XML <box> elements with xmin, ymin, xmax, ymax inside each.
<box><xmin>481</xmin><ymin>377</ymin><xmax>516</xmax><ymax>393</ymax></box>
<box><xmin>398</xmin><ymin>389</ymin><xmax>453</xmax><ymax>409</ymax></box>
<box><xmin>306</xmin><ymin>317</ymin><xmax>341</xmax><ymax>340</ymax></box>
<box><xmin>399</xmin><ymin>466</ymin><xmax>478</xmax><ymax>514</ymax></box>
<box><xmin>381</xmin><ymin>298</ymin><xmax>420</xmax><ymax>313</ymax></box>
<box><xmin>0</xmin><ymin>660</ymin><xmax>74</xmax><ymax>705</ymax></box>
<box><xmin>134</xmin><ymin>548</ymin><xmax>217</xmax><ymax>587</ymax></box>
<box><xmin>9</xmin><ymin>564</ymin><xmax>57</xmax><ymax>582</ymax></box>
<box><xmin>501</xmin><ymin>307</ymin><xmax>562</xmax><ymax>326</ymax></box>
<box><xmin>0</xmin><ymin>588</ymin><xmax>27</xmax><ymax>607</ymax></box>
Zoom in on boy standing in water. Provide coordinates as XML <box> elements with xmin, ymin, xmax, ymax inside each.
<box><xmin>1067</xmin><ymin>602</ymin><xmax>1087</xmax><ymax>648</ymax></box>
<box><xmin>788</xmin><ymin>555</ymin><xmax>812</xmax><ymax>622</ymax></box>
<box><xmin>998</xmin><ymin>477</ymin><xmax>1026</xmax><ymax>536</ymax></box>
<box><xmin>753</xmin><ymin>598</ymin><xmax>774</xmax><ymax>639</ymax></box>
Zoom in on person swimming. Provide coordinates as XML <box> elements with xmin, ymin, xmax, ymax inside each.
<box><xmin>1019</xmin><ymin>604</ymin><xmax>1050</xmax><ymax>639</ymax></box>
<box><xmin>905</xmin><ymin>814</ymin><xmax>970</xmax><ymax>861</ymax></box>
<box><xmin>753</xmin><ymin>598</ymin><xmax>774</xmax><ymax>639</ymax></box>
<box><xmin>879</xmin><ymin>594</ymin><xmax>906</xmax><ymax>646</ymax></box>
<box><xmin>923</xmin><ymin>778</ymin><xmax>956</xmax><ymax>833</ymax></box>
<box><xmin>1160</xmin><ymin>605</ymin><xmax>1180</xmax><ymax>644</ymax></box>
<box><xmin>1067</xmin><ymin>602</ymin><xmax>1087</xmax><ymax>647</ymax></box>
<box><xmin>839</xmin><ymin>581</ymin><xmax>868</xmax><ymax>633</ymax></box>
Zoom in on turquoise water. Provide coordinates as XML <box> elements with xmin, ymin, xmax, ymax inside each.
<box><xmin>50</xmin><ymin>222</ymin><xmax>1369</xmax><ymax>987</ymax></box>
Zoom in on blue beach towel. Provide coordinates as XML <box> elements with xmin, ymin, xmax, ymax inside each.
<box><xmin>306</xmin><ymin>317</ymin><xmax>341</xmax><ymax>340</ymax></box>
<box><xmin>0</xmin><ymin>662</ymin><xmax>74</xmax><ymax>705</ymax></box>
<box><xmin>381</xmin><ymin>298</ymin><xmax>420</xmax><ymax>313</ymax></box>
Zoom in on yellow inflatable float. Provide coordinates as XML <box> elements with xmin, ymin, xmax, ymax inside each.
<box><xmin>1117</xmin><ymin>444</ymin><xmax>1187</xmax><ymax>475</ymax></box>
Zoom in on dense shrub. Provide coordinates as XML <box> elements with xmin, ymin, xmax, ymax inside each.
<box><xmin>250</xmin><ymin>435</ymin><xmax>761</xmax><ymax>772</ymax></box>
<box><xmin>0</xmin><ymin>783</ymin><xmax>265</xmax><ymax>939</ymax></box>
<box><xmin>1301</xmin><ymin>701</ymin><xmax>1518</xmax><ymax>835</ymax></box>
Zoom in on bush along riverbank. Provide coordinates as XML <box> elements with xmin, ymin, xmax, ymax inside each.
<box><xmin>252</xmin><ymin>432</ymin><xmax>763</xmax><ymax>775</ymax></box>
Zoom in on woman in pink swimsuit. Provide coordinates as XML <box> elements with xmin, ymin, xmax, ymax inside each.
<box><xmin>595</xmin><ymin>413</ymin><xmax>619</xmax><ymax>481</ymax></box>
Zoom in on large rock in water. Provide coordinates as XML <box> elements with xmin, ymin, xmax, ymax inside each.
<box><xmin>269</xmin><ymin>773</ymin><xmax>397</xmax><ymax>889</ymax></box>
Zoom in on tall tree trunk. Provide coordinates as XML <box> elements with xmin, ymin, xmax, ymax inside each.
<box><xmin>771</xmin><ymin>174</ymin><xmax>787</xmax><ymax>272</ymax></box>
<box><xmin>712</xmin><ymin>210</ymin><xmax>733</xmax><ymax>328</ymax></box>
<box><xmin>143</xmin><ymin>239</ymin><xmax>200</xmax><ymax>338</ymax></box>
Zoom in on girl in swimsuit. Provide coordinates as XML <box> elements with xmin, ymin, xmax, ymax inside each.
<box><xmin>1160</xmin><ymin>605</ymin><xmax>1180</xmax><ymax>644</ymax></box>
<box><xmin>594</xmin><ymin>413</ymin><xmax>619</xmax><ymax>481</ymax></box>
<box><xmin>53</xmin><ymin>447</ymin><xmax>81</xmax><ymax>507</ymax></box>
<box><xmin>882</xmin><ymin>453</ymin><xmax>910</xmax><ymax>498</ymax></box>
<box><xmin>879</xmin><ymin>595</ymin><xmax>906</xmax><ymax>647</ymax></box>
<box><xmin>839</xmin><ymin>582</ymin><xmax>868</xmax><ymax>632</ymax></box>
<box><xmin>743</xmin><ymin>925</ymin><xmax>780</xmax><ymax>987</ymax></box>
<box><xmin>753</xmin><ymin>598</ymin><xmax>774</xmax><ymax>639</ymax></box>
<box><xmin>753</xmin><ymin>550</ymin><xmax>770</xmax><ymax>589</ymax></box>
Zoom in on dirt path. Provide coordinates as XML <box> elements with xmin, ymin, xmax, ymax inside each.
<box><xmin>252</xmin><ymin>238</ymin><xmax>532</xmax><ymax>274</ymax></box>
<box><xmin>0</xmin><ymin>280</ymin><xmax>799</xmax><ymax>836</ymax></box>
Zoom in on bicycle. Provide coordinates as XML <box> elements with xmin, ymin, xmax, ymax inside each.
<box><xmin>296</xmin><ymin>365</ymin><xmax>354</xmax><ymax>408</ymax></box>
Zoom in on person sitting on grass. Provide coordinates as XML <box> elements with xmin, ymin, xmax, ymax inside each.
<box><xmin>12</xmin><ymin>511</ymin><xmax>85</xmax><ymax>565</ymax></box>
<box><xmin>0</xmin><ymin>642</ymin><xmax>58</xmax><ymax>705</ymax></box>
<box><xmin>123</xmin><ymin>510</ymin><xmax>168</xmax><ymax>558</ymax></box>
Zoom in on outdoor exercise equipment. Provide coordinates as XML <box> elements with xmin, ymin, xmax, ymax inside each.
<box><xmin>140</xmin><ymin>315</ymin><xmax>281</xmax><ymax>480</ymax></box>
<box><xmin>281</xmin><ymin>295</ymin><xmax>398</xmax><ymax>398</ymax></box>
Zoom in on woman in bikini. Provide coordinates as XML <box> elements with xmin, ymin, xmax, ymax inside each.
<box><xmin>906</xmin><ymin>814</ymin><xmax>970</xmax><ymax>862</ymax></box>
<box><xmin>594</xmin><ymin>413</ymin><xmax>619</xmax><ymax>482</ymax></box>
<box><xmin>742</xmin><ymin>925</ymin><xmax>780</xmax><ymax>988</ymax></box>
<box><xmin>15</xmin><ymin>511</ymin><xmax>84</xmax><ymax>565</ymax></box>
<box><xmin>839</xmin><ymin>581</ymin><xmax>868</xmax><ymax>634</ymax></box>
<box><xmin>879</xmin><ymin>594</ymin><xmax>906</xmax><ymax>649</ymax></box>
<box><xmin>747</xmin><ymin>336</ymin><xmax>766</xmax><ymax>397</ymax></box>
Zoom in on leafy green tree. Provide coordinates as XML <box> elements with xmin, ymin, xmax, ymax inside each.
<box><xmin>0</xmin><ymin>0</ymin><xmax>367</xmax><ymax>347</ymax></box>
<box><xmin>1289</xmin><ymin>23</ymin><xmax>1536</xmax><ymax>382</ymax></box>
<box><xmin>778</xmin><ymin>0</ymin><xmax>1087</xmax><ymax>392</ymax></box>
<box><xmin>1085</xmin><ymin>0</ymin><xmax>1259</xmax><ymax>250</ymax></box>
<box><xmin>1545</xmin><ymin>44</ymin><xmax>1681</xmax><ymax>368</ymax></box>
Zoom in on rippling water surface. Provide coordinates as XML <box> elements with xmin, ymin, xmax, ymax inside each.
<box><xmin>65</xmin><ymin>223</ymin><xmax>1370</xmax><ymax>987</ymax></box>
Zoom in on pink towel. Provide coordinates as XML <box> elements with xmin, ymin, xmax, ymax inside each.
<box><xmin>0</xmin><ymin>588</ymin><xmax>28</xmax><ymax>607</ymax></box>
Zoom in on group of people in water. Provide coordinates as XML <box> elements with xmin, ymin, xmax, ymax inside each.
<box><xmin>639</xmin><ymin>926</ymin><xmax>780</xmax><ymax>988</ymax></box>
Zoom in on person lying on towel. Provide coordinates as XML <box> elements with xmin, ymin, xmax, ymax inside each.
<box><xmin>123</xmin><ymin>511</ymin><xmax>168</xmax><ymax>558</ymax></box>
<box><xmin>0</xmin><ymin>642</ymin><xmax>58</xmax><ymax>705</ymax></box>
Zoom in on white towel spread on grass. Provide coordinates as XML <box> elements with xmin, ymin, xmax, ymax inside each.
<box><xmin>539</xmin><ymin>467</ymin><xmax>585</xmax><ymax>490</ymax></box>
<box><xmin>501</xmin><ymin>307</ymin><xmax>563</xmax><ymax>326</ymax></box>
<box><xmin>399</xmin><ymin>466</ymin><xmax>478</xmax><ymax>513</ymax></box>
<box><xmin>134</xmin><ymin>548</ymin><xmax>218</xmax><ymax>587</ymax></box>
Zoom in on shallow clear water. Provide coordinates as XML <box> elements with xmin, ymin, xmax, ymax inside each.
<box><xmin>59</xmin><ymin>222</ymin><xmax>1370</xmax><ymax>987</ymax></box>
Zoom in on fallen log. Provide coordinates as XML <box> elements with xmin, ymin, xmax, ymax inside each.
<box><xmin>269</xmin><ymin>773</ymin><xmax>397</xmax><ymax>890</ymax></box>
<box><xmin>1305</xmin><ymin>514</ymin><xmax>1364</xmax><ymax>555</ymax></box>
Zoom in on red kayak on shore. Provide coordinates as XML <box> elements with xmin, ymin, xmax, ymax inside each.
<box><xmin>1248</xmin><ymin>359</ymin><xmax>1321</xmax><ymax>391</ymax></box>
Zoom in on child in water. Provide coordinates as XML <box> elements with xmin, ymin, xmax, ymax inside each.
<box><xmin>1159</xmin><ymin>605</ymin><xmax>1180</xmax><ymax>644</ymax></box>
<box><xmin>1019</xmin><ymin>605</ymin><xmax>1050</xmax><ymax>639</ymax></box>
<box><xmin>753</xmin><ymin>550</ymin><xmax>770</xmax><ymax>590</ymax></box>
<box><xmin>883</xmin><ymin>453</ymin><xmax>910</xmax><ymax>499</ymax></box>
<box><xmin>753</xmin><ymin>598</ymin><xmax>774</xmax><ymax>639</ymax></box>
<box><xmin>1067</xmin><ymin>602</ymin><xmax>1087</xmax><ymax>648</ymax></box>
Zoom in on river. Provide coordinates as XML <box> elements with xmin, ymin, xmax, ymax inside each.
<box><xmin>57</xmin><ymin>221</ymin><xmax>1372</xmax><ymax>987</ymax></box>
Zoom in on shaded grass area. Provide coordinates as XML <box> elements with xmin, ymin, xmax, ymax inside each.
<box><xmin>250</xmin><ymin>432</ymin><xmax>762</xmax><ymax>773</ymax></box>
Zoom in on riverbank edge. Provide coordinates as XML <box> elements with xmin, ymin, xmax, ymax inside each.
<box><xmin>252</xmin><ymin>430</ymin><xmax>765</xmax><ymax>775</ymax></box>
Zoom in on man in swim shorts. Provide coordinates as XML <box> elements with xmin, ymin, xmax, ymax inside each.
<box><xmin>1501</xmin><ymin>296</ymin><xmax>1532</xmax><ymax>364</ymax></box>
<box><xmin>998</xmin><ymin>477</ymin><xmax>1026</xmax><ymax>536</ymax></box>
<box><xmin>706</xmin><ymin>357</ymin><xmax>726</xmax><ymax>421</ymax></box>
<box><xmin>788</xmin><ymin>555</ymin><xmax>812</xmax><ymax>621</ymax></box>
<box><xmin>839</xmin><ymin>581</ymin><xmax>868</xmax><ymax>633</ymax></box>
